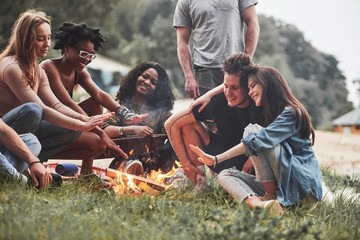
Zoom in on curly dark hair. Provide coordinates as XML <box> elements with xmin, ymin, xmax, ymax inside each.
<box><xmin>116</xmin><ymin>62</ymin><xmax>175</xmax><ymax>111</ymax></box>
<box><xmin>53</xmin><ymin>22</ymin><xmax>104</xmax><ymax>53</ymax></box>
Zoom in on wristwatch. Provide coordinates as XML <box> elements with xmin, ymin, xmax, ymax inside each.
<box><xmin>118</xmin><ymin>126</ymin><xmax>124</xmax><ymax>136</ymax></box>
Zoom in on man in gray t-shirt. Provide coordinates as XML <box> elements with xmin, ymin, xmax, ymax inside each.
<box><xmin>173</xmin><ymin>0</ymin><xmax>259</xmax><ymax>99</ymax></box>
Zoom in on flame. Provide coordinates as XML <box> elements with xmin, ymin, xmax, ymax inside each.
<box><xmin>129</xmin><ymin>149</ymin><xmax>134</xmax><ymax>156</ymax></box>
<box><xmin>147</xmin><ymin>162</ymin><xmax>180</xmax><ymax>184</ymax></box>
<box><xmin>106</xmin><ymin>159</ymin><xmax>182</xmax><ymax>196</ymax></box>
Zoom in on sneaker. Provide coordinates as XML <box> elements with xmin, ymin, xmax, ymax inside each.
<box><xmin>122</xmin><ymin>160</ymin><xmax>144</xmax><ymax>176</ymax></box>
<box><xmin>263</xmin><ymin>200</ymin><xmax>284</xmax><ymax>215</ymax></box>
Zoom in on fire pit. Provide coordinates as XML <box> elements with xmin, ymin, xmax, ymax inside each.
<box><xmin>97</xmin><ymin>134</ymin><xmax>175</xmax><ymax>173</ymax></box>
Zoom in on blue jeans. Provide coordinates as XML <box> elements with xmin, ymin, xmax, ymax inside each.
<box><xmin>1</xmin><ymin>103</ymin><xmax>81</xmax><ymax>162</ymax></box>
<box><xmin>0</xmin><ymin>133</ymin><xmax>41</xmax><ymax>183</ymax></box>
<box><xmin>218</xmin><ymin>124</ymin><xmax>280</xmax><ymax>201</ymax></box>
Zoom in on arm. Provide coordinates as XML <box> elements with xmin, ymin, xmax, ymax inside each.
<box><xmin>188</xmin><ymin>84</ymin><xmax>224</xmax><ymax>113</ymax></box>
<box><xmin>189</xmin><ymin>142</ymin><xmax>246</xmax><ymax>166</ymax></box>
<box><xmin>78</xmin><ymin>70</ymin><xmax>120</xmax><ymax>112</ymax></box>
<box><xmin>104</xmin><ymin>125</ymin><xmax>154</xmax><ymax>138</ymax></box>
<box><xmin>242</xmin><ymin>5</ymin><xmax>260</xmax><ymax>59</ymax></box>
<box><xmin>0</xmin><ymin>119</ymin><xmax>51</xmax><ymax>188</ymax></box>
<box><xmin>176</xmin><ymin>27</ymin><xmax>200</xmax><ymax>99</ymax></box>
<box><xmin>5</xmin><ymin>65</ymin><xmax>109</xmax><ymax>131</ymax></box>
<box><xmin>78</xmin><ymin>71</ymin><xmax>147</xmax><ymax>124</ymax></box>
<box><xmin>41</xmin><ymin>60</ymin><xmax>89</xmax><ymax>115</ymax></box>
<box><xmin>242</xmin><ymin>108</ymin><xmax>297</xmax><ymax>155</ymax></box>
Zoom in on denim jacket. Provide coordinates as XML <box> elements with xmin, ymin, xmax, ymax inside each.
<box><xmin>242</xmin><ymin>107</ymin><xmax>323</xmax><ymax>206</ymax></box>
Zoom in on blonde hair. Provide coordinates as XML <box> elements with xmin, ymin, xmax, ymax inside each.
<box><xmin>0</xmin><ymin>10</ymin><xmax>51</xmax><ymax>89</ymax></box>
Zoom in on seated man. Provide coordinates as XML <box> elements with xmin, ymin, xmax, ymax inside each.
<box><xmin>164</xmin><ymin>53</ymin><xmax>263</xmax><ymax>190</ymax></box>
<box><xmin>0</xmin><ymin>103</ymin><xmax>52</xmax><ymax>188</ymax></box>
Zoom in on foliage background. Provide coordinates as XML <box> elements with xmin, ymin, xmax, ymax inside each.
<box><xmin>0</xmin><ymin>0</ymin><xmax>354</xmax><ymax>128</ymax></box>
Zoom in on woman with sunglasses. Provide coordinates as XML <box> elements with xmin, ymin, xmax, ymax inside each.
<box><xmin>190</xmin><ymin>65</ymin><xmax>322</xmax><ymax>214</ymax></box>
<box><xmin>41</xmin><ymin>22</ymin><xmax>148</xmax><ymax>175</ymax></box>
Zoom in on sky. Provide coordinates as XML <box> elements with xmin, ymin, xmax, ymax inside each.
<box><xmin>256</xmin><ymin>0</ymin><xmax>360</xmax><ymax>107</ymax></box>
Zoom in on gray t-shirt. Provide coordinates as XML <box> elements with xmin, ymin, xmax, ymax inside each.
<box><xmin>173</xmin><ymin>0</ymin><xmax>258</xmax><ymax>68</ymax></box>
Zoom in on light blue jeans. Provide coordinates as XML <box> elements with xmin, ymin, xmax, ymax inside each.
<box><xmin>1</xmin><ymin>103</ymin><xmax>81</xmax><ymax>162</ymax></box>
<box><xmin>218</xmin><ymin>124</ymin><xmax>281</xmax><ymax>202</ymax></box>
<box><xmin>0</xmin><ymin>133</ymin><xmax>41</xmax><ymax>183</ymax></box>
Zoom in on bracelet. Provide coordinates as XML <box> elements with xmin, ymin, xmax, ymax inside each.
<box><xmin>214</xmin><ymin>155</ymin><xmax>218</xmax><ymax>167</ymax></box>
<box><xmin>118</xmin><ymin>126</ymin><xmax>124</xmax><ymax>136</ymax></box>
<box><xmin>29</xmin><ymin>161</ymin><xmax>41</xmax><ymax>167</ymax></box>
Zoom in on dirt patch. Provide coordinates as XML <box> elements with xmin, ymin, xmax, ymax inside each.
<box><xmin>313</xmin><ymin>130</ymin><xmax>360</xmax><ymax>176</ymax></box>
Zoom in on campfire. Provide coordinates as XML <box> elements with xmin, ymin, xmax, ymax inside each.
<box><xmin>104</xmin><ymin>146</ymin><xmax>184</xmax><ymax>196</ymax></box>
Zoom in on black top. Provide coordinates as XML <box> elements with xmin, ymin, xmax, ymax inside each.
<box><xmin>192</xmin><ymin>92</ymin><xmax>264</xmax><ymax>172</ymax></box>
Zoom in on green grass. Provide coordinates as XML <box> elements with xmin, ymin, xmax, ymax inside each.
<box><xmin>0</xmin><ymin>170</ymin><xmax>359</xmax><ymax>240</ymax></box>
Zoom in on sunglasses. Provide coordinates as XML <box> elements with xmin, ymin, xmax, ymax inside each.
<box><xmin>72</xmin><ymin>47</ymin><xmax>96</xmax><ymax>60</ymax></box>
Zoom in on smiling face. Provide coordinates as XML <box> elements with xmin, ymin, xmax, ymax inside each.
<box><xmin>223</xmin><ymin>73</ymin><xmax>249</xmax><ymax>108</ymax></box>
<box><xmin>135</xmin><ymin>68</ymin><xmax>158</xmax><ymax>96</ymax></box>
<box><xmin>248</xmin><ymin>76</ymin><xmax>264</xmax><ymax>107</ymax></box>
<box><xmin>64</xmin><ymin>39</ymin><xmax>95</xmax><ymax>71</ymax></box>
<box><xmin>34</xmin><ymin>22</ymin><xmax>51</xmax><ymax>58</ymax></box>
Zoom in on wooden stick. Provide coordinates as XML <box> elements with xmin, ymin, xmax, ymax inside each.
<box><xmin>105</xmin><ymin>168</ymin><xmax>166</xmax><ymax>191</ymax></box>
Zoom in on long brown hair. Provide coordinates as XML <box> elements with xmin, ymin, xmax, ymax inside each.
<box><xmin>0</xmin><ymin>10</ymin><xmax>51</xmax><ymax>89</ymax></box>
<box><xmin>250</xmin><ymin>66</ymin><xmax>315</xmax><ymax>144</ymax></box>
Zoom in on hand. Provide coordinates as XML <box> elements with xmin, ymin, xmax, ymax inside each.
<box><xmin>131</xmin><ymin>126</ymin><xmax>154</xmax><ymax>138</ymax></box>
<box><xmin>79</xmin><ymin>113</ymin><xmax>113</xmax><ymax>132</ymax></box>
<box><xmin>185</xmin><ymin>78</ymin><xmax>200</xmax><ymax>99</ymax></box>
<box><xmin>29</xmin><ymin>162</ymin><xmax>52</xmax><ymax>188</ymax></box>
<box><xmin>242</xmin><ymin>158</ymin><xmax>255</xmax><ymax>175</ymax></box>
<box><xmin>189</xmin><ymin>144</ymin><xmax>216</xmax><ymax>166</ymax></box>
<box><xmin>100</xmin><ymin>132</ymin><xmax>128</xmax><ymax>159</ymax></box>
<box><xmin>124</xmin><ymin>113</ymin><xmax>148</xmax><ymax>125</ymax></box>
<box><xmin>188</xmin><ymin>93</ymin><xmax>212</xmax><ymax>113</ymax></box>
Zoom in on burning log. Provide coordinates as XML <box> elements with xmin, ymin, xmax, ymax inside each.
<box><xmin>105</xmin><ymin>168</ymin><xmax>166</xmax><ymax>191</ymax></box>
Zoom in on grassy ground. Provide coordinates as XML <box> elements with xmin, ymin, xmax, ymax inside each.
<box><xmin>0</xmin><ymin>170</ymin><xmax>359</xmax><ymax>240</ymax></box>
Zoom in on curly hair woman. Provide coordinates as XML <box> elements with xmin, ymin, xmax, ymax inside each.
<box><xmin>103</xmin><ymin>61</ymin><xmax>175</xmax><ymax>137</ymax></box>
<box><xmin>102</xmin><ymin>62</ymin><xmax>176</xmax><ymax>173</ymax></box>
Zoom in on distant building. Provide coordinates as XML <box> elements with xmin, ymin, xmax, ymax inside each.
<box><xmin>86</xmin><ymin>54</ymin><xmax>130</xmax><ymax>94</ymax></box>
<box><xmin>332</xmin><ymin>108</ymin><xmax>360</xmax><ymax>134</ymax></box>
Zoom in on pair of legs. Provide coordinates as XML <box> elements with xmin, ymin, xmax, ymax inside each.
<box><xmin>0</xmin><ymin>103</ymin><xmax>79</xmax><ymax>181</ymax></box>
<box><xmin>51</xmin><ymin>97</ymin><xmax>106</xmax><ymax>174</ymax></box>
<box><xmin>164</xmin><ymin>109</ymin><xmax>210</xmax><ymax>186</ymax></box>
<box><xmin>218</xmin><ymin>124</ymin><xmax>282</xmax><ymax>213</ymax></box>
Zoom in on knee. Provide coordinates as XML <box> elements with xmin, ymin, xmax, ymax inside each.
<box><xmin>243</xmin><ymin>123</ymin><xmax>262</xmax><ymax>138</ymax></box>
<box><xmin>22</xmin><ymin>103</ymin><xmax>43</xmax><ymax>124</ymax></box>
<box><xmin>22</xmin><ymin>133</ymin><xmax>42</xmax><ymax>157</ymax></box>
<box><xmin>92</xmin><ymin>138</ymin><xmax>107</xmax><ymax>157</ymax></box>
<box><xmin>164</xmin><ymin>117</ymin><xmax>173</xmax><ymax>135</ymax></box>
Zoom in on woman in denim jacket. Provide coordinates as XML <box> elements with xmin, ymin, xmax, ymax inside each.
<box><xmin>190</xmin><ymin>66</ymin><xmax>322</xmax><ymax>214</ymax></box>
